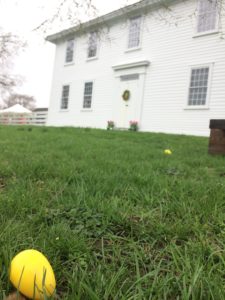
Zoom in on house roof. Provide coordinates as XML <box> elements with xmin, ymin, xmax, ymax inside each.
<box><xmin>46</xmin><ymin>0</ymin><xmax>175</xmax><ymax>43</ymax></box>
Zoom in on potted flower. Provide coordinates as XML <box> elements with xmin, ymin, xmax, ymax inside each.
<box><xmin>107</xmin><ymin>120</ymin><xmax>115</xmax><ymax>130</ymax></box>
<box><xmin>129</xmin><ymin>120</ymin><xmax>139</xmax><ymax>131</ymax></box>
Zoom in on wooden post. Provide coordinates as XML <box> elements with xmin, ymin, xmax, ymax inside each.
<box><xmin>209</xmin><ymin>120</ymin><xmax>225</xmax><ymax>155</ymax></box>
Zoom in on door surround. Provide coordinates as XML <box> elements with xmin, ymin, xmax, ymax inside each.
<box><xmin>112</xmin><ymin>59</ymin><xmax>150</xmax><ymax>130</ymax></box>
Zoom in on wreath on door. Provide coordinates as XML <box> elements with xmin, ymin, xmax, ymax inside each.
<box><xmin>122</xmin><ymin>90</ymin><xmax>130</xmax><ymax>101</ymax></box>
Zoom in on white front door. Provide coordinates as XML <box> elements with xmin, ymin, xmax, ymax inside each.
<box><xmin>116</xmin><ymin>74</ymin><xmax>140</xmax><ymax>129</ymax></box>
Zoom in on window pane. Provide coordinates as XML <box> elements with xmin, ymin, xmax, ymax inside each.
<box><xmin>83</xmin><ymin>96</ymin><xmax>92</xmax><ymax>108</ymax></box>
<box><xmin>65</xmin><ymin>39</ymin><xmax>74</xmax><ymax>63</ymax></box>
<box><xmin>188</xmin><ymin>67</ymin><xmax>209</xmax><ymax>106</ymax></box>
<box><xmin>128</xmin><ymin>16</ymin><xmax>141</xmax><ymax>49</ymax></box>
<box><xmin>83</xmin><ymin>82</ymin><xmax>93</xmax><ymax>108</ymax></box>
<box><xmin>197</xmin><ymin>0</ymin><xmax>217</xmax><ymax>33</ymax></box>
<box><xmin>61</xmin><ymin>85</ymin><xmax>70</xmax><ymax>109</ymax></box>
<box><xmin>88</xmin><ymin>32</ymin><xmax>98</xmax><ymax>58</ymax></box>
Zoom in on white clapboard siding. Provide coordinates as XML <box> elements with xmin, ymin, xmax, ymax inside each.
<box><xmin>47</xmin><ymin>0</ymin><xmax>225</xmax><ymax>136</ymax></box>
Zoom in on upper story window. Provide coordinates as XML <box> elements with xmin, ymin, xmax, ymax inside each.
<box><xmin>188</xmin><ymin>66</ymin><xmax>210</xmax><ymax>106</ymax></box>
<box><xmin>128</xmin><ymin>16</ymin><xmax>142</xmax><ymax>49</ymax></box>
<box><xmin>87</xmin><ymin>32</ymin><xmax>98</xmax><ymax>58</ymax></box>
<box><xmin>197</xmin><ymin>0</ymin><xmax>218</xmax><ymax>33</ymax></box>
<box><xmin>61</xmin><ymin>85</ymin><xmax>70</xmax><ymax>110</ymax></box>
<box><xmin>65</xmin><ymin>39</ymin><xmax>75</xmax><ymax>63</ymax></box>
<box><xmin>83</xmin><ymin>82</ymin><xmax>93</xmax><ymax>108</ymax></box>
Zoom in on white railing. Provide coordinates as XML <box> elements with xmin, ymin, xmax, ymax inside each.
<box><xmin>30</xmin><ymin>112</ymin><xmax>48</xmax><ymax>125</ymax></box>
<box><xmin>0</xmin><ymin>113</ymin><xmax>48</xmax><ymax>126</ymax></box>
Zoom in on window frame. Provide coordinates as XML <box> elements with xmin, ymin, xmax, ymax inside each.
<box><xmin>185</xmin><ymin>63</ymin><xmax>213</xmax><ymax>110</ymax></box>
<box><xmin>87</xmin><ymin>31</ymin><xmax>98</xmax><ymax>60</ymax></box>
<box><xmin>82</xmin><ymin>81</ymin><xmax>94</xmax><ymax>110</ymax></box>
<box><xmin>195</xmin><ymin>0</ymin><xmax>219</xmax><ymax>36</ymax></box>
<box><xmin>60</xmin><ymin>84</ymin><xmax>70</xmax><ymax>111</ymax></box>
<box><xmin>65</xmin><ymin>38</ymin><xmax>75</xmax><ymax>65</ymax></box>
<box><xmin>127</xmin><ymin>15</ymin><xmax>142</xmax><ymax>51</ymax></box>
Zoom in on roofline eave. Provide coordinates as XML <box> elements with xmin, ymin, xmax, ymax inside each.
<box><xmin>46</xmin><ymin>0</ymin><xmax>174</xmax><ymax>43</ymax></box>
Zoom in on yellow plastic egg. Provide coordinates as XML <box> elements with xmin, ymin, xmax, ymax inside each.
<box><xmin>164</xmin><ymin>149</ymin><xmax>172</xmax><ymax>155</ymax></box>
<box><xmin>10</xmin><ymin>249</ymin><xmax>56</xmax><ymax>300</ymax></box>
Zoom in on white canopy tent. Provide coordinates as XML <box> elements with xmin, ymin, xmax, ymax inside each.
<box><xmin>0</xmin><ymin>104</ymin><xmax>32</xmax><ymax>114</ymax></box>
<box><xmin>0</xmin><ymin>104</ymin><xmax>32</xmax><ymax>125</ymax></box>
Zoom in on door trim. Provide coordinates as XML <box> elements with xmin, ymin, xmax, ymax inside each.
<box><xmin>112</xmin><ymin>59</ymin><xmax>150</xmax><ymax>71</ymax></box>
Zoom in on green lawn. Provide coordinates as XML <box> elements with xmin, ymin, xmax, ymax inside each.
<box><xmin>0</xmin><ymin>126</ymin><xmax>225</xmax><ymax>299</ymax></box>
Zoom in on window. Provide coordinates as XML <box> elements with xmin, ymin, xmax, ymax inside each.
<box><xmin>128</xmin><ymin>16</ymin><xmax>142</xmax><ymax>49</ymax></box>
<box><xmin>61</xmin><ymin>85</ymin><xmax>70</xmax><ymax>110</ymax></box>
<box><xmin>65</xmin><ymin>39</ymin><xmax>74</xmax><ymax>63</ymax></box>
<box><xmin>83</xmin><ymin>82</ymin><xmax>93</xmax><ymax>108</ymax></box>
<box><xmin>197</xmin><ymin>0</ymin><xmax>218</xmax><ymax>33</ymax></box>
<box><xmin>87</xmin><ymin>32</ymin><xmax>98</xmax><ymax>58</ymax></box>
<box><xmin>188</xmin><ymin>67</ymin><xmax>210</xmax><ymax>106</ymax></box>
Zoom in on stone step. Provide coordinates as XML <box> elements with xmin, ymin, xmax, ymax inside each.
<box><xmin>114</xmin><ymin>127</ymin><xmax>129</xmax><ymax>131</ymax></box>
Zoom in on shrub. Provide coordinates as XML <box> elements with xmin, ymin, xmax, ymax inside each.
<box><xmin>107</xmin><ymin>120</ymin><xmax>115</xmax><ymax>130</ymax></box>
<box><xmin>129</xmin><ymin>120</ymin><xmax>138</xmax><ymax>131</ymax></box>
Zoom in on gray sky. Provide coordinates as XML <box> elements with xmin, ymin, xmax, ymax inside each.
<box><xmin>0</xmin><ymin>0</ymin><xmax>138</xmax><ymax>107</ymax></box>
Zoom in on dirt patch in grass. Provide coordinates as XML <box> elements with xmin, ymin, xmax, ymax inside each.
<box><xmin>0</xmin><ymin>177</ymin><xmax>6</xmax><ymax>190</ymax></box>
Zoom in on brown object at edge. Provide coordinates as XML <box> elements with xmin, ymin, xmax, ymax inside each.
<box><xmin>208</xmin><ymin>120</ymin><xmax>225</xmax><ymax>155</ymax></box>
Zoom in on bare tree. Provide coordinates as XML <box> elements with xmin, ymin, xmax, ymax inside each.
<box><xmin>34</xmin><ymin>0</ymin><xmax>97</xmax><ymax>33</ymax></box>
<box><xmin>33</xmin><ymin>0</ymin><xmax>225</xmax><ymax>40</ymax></box>
<box><xmin>4</xmin><ymin>93</ymin><xmax>36</xmax><ymax>110</ymax></box>
<box><xmin>0</xmin><ymin>28</ymin><xmax>25</xmax><ymax>101</ymax></box>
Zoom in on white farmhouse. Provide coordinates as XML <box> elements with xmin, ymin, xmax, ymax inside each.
<box><xmin>46</xmin><ymin>0</ymin><xmax>225</xmax><ymax>136</ymax></box>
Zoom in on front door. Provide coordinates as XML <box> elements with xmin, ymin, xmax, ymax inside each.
<box><xmin>116</xmin><ymin>74</ymin><xmax>140</xmax><ymax>129</ymax></box>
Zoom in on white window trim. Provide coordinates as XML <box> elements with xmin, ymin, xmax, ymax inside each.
<box><xmin>80</xmin><ymin>109</ymin><xmax>93</xmax><ymax>112</ymax></box>
<box><xmin>64</xmin><ymin>61</ymin><xmax>75</xmax><ymax>67</ymax></box>
<box><xmin>86</xmin><ymin>56</ymin><xmax>99</xmax><ymax>62</ymax></box>
<box><xmin>65</xmin><ymin>38</ymin><xmax>75</xmax><ymax>65</ymax></box>
<box><xmin>193</xmin><ymin>29</ymin><xmax>219</xmax><ymax>38</ymax></box>
<box><xmin>125</xmin><ymin>46</ymin><xmax>142</xmax><ymax>53</ymax></box>
<box><xmin>126</xmin><ymin>15</ymin><xmax>143</xmax><ymax>51</ymax></box>
<box><xmin>81</xmin><ymin>80</ymin><xmax>95</xmax><ymax>111</ymax></box>
<box><xmin>60</xmin><ymin>83</ymin><xmax>71</xmax><ymax>111</ymax></box>
<box><xmin>194</xmin><ymin>0</ymin><xmax>220</xmax><ymax>36</ymax></box>
<box><xmin>184</xmin><ymin>63</ymin><xmax>214</xmax><ymax>110</ymax></box>
<box><xmin>59</xmin><ymin>109</ymin><xmax>70</xmax><ymax>112</ymax></box>
<box><xmin>87</xmin><ymin>32</ymin><xmax>99</xmax><ymax>60</ymax></box>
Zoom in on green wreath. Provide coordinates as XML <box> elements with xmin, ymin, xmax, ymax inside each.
<box><xmin>122</xmin><ymin>90</ymin><xmax>130</xmax><ymax>101</ymax></box>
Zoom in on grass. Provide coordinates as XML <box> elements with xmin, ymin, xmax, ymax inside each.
<box><xmin>0</xmin><ymin>126</ymin><xmax>225</xmax><ymax>299</ymax></box>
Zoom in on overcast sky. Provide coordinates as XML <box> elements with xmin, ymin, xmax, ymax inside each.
<box><xmin>0</xmin><ymin>0</ymin><xmax>138</xmax><ymax>107</ymax></box>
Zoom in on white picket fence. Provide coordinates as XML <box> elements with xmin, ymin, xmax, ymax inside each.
<box><xmin>31</xmin><ymin>110</ymin><xmax>48</xmax><ymax>125</ymax></box>
<box><xmin>0</xmin><ymin>111</ymin><xmax>48</xmax><ymax>126</ymax></box>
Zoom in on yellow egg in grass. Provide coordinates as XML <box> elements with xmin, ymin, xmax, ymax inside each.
<box><xmin>10</xmin><ymin>249</ymin><xmax>56</xmax><ymax>300</ymax></box>
<box><xmin>164</xmin><ymin>149</ymin><xmax>172</xmax><ymax>155</ymax></box>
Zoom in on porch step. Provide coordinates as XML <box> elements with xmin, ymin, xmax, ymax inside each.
<box><xmin>114</xmin><ymin>127</ymin><xmax>129</xmax><ymax>131</ymax></box>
